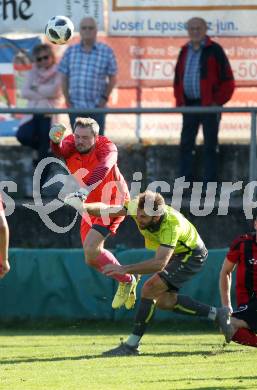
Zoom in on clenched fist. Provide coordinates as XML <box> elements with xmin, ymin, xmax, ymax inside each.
<box><xmin>0</xmin><ymin>259</ymin><xmax>10</xmax><ymax>279</ymax></box>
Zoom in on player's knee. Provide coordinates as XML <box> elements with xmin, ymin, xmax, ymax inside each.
<box><xmin>83</xmin><ymin>243</ymin><xmax>98</xmax><ymax>265</ymax></box>
<box><xmin>85</xmin><ymin>257</ymin><xmax>98</xmax><ymax>268</ymax></box>
<box><xmin>156</xmin><ymin>292</ymin><xmax>177</xmax><ymax>310</ymax></box>
<box><xmin>141</xmin><ymin>278</ymin><xmax>159</xmax><ymax>298</ymax></box>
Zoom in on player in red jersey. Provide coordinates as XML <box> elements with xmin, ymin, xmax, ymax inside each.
<box><xmin>50</xmin><ymin>117</ymin><xmax>138</xmax><ymax>309</ymax></box>
<box><xmin>0</xmin><ymin>194</ymin><xmax>10</xmax><ymax>278</ymax></box>
<box><xmin>219</xmin><ymin>213</ymin><xmax>257</xmax><ymax>347</ymax></box>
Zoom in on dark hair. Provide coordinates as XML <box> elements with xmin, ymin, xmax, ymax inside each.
<box><xmin>137</xmin><ymin>190</ymin><xmax>166</xmax><ymax>216</ymax></box>
<box><xmin>186</xmin><ymin>17</ymin><xmax>207</xmax><ymax>30</ymax></box>
<box><xmin>32</xmin><ymin>44</ymin><xmax>55</xmax><ymax>63</ymax></box>
<box><xmin>74</xmin><ymin>117</ymin><xmax>99</xmax><ymax>136</ymax></box>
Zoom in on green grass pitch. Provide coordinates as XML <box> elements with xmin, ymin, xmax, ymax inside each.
<box><xmin>0</xmin><ymin>322</ymin><xmax>256</xmax><ymax>390</ymax></box>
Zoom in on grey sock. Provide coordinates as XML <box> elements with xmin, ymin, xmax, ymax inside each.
<box><xmin>126</xmin><ymin>334</ymin><xmax>141</xmax><ymax>347</ymax></box>
<box><xmin>208</xmin><ymin>306</ymin><xmax>217</xmax><ymax>320</ymax></box>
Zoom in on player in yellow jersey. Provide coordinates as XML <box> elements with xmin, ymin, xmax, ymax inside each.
<box><xmin>65</xmin><ymin>190</ymin><xmax>232</xmax><ymax>355</ymax></box>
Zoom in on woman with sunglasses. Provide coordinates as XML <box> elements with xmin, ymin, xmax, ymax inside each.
<box><xmin>16</xmin><ymin>43</ymin><xmax>63</xmax><ymax>196</ymax></box>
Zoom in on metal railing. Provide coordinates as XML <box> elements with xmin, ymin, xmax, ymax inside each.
<box><xmin>0</xmin><ymin>106</ymin><xmax>256</xmax><ymax>182</ymax></box>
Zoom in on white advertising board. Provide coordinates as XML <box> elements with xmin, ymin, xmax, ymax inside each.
<box><xmin>0</xmin><ymin>0</ymin><xmax>104</xmax><ymax>33</ymax></box>
<box><xmin>109</xmin><ymin>0</ymin><xmax>257</xmax><ymax>36</ymax></box>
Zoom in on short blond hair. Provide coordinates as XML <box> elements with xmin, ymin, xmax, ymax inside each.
<box><xmin>137</xmin><ymin>190</ymin><xmax>166</xmax><ymax>217</ymax></box>
<box><xmin>74</xmin><ymin>117</ymin><xmax>99</xmax><ymax>136</ymax></box>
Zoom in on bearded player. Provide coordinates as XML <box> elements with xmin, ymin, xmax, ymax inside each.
<box><xmin>50</xmin><ymin>117</ymin><xmax>137</xmax><ymax>310</ymax></box>
<box><xmin>65</xmin><ymin>190</ymin><xmax>232</xmax><ymax>355</ymax></box>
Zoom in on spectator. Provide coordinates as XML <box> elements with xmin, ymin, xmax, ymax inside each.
<box><xmin>58</xmin><ymin>16</ymin><xmax>117</xmax><ymax>135</ymax></box>
<box><xmin>174</xmin><ymin>17</ymin><xmax>235</xmax><ymax>186</ymax></box>
<box><xmin>219</xmin><ymin>214</ymin><xmax>257</xmax><ymax>347</ymax></box>
<box><xmin>16</xmin><ymin>44</ymin><xmax>62</xmax><ymax>193</ymax></box>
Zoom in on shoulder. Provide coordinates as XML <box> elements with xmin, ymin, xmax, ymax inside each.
<box><xmin>49</xmin><ymin>64</ymin><xmax>59</xmax><ymax>75</ymax></box>
<box><xmin>165</xmin><ymin>206</ymin><xmax>183</xmax><ymax>223</ymax></box>
<box><xmin>159</xmin><ymin>208</ymin><xmax>182</xmax><ymax>234</ymax></box>
<box><xmin>96</xmin><ymin>42</ymin><xmax>115</xmax><ymax>54</ymax></box>
<box><xmin>63</xmin><ymin>133</ymin><xmax>75</xmax><ymax>143</ymax></box>
<box><xmin>125</xmin><ymin>199</ymin><xmax>138</xmax><ymax>217</ymax></box>
<box><xmin>229</xmin><ymin>233</ymin><xmax>255</xmax><ymax>250</ymax></box>
<box><xmin>206</xmin><ymin>38</ymin><xmax>226</xmax><ymax>55</ymax></box>
<box><xmin>96</xmin><ymin>136</ymin><xmax>117</xmax><ymax>151</ymax></box>
<box><xmin>96</xmin><ymin>42</ymin><xmax>112</xmax><ymax>50</ymax></box>
<box><xmin>175</xmin><ymin>45</ymin><xmax>189</xmax><ymax>66</ymax></box>
<box><xmin>179</xmin><ymin>44</ymin><xmax>188</xmax><ymax>56</ymax></box>
<box><xmin>63</xmin><ymin>43</ymin><xmax>80</xmax><ymax>55</ymax></box>
<box><xmin>26</xmin><ymin>66</ymin><xmax>37</xmax><ymax>78</ymax></box>
<box><xmin>68</xmin><ymin>43</ymin><xmax>80</xmax><ymax>50</ymax></box>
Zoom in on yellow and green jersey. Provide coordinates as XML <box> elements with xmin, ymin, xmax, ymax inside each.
<box><xmin>125</xmin><ymin>199</ymin><xmax>201</xmax><ymax>254</ymax></box>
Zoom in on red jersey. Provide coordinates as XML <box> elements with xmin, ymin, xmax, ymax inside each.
<box><xmin>51</xmin><ymin>134</ymin><xmax>129</xmax><ymax>204</ymax></box>
<box><xmin>51</xmin><ymin>135</ymin><xmax>129</xmax><ymax>241</ymax></box>
<box><xmin>227</xmin><ymin>233</ymin><xmax>257</xmax><ymax>306</ymax></box>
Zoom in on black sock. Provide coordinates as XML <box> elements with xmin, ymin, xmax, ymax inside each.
<box><xmin>126</xmin><ymin>298</ymin><xmax>156</xmax><ymax>347</ymax></box>
<box><xmin>173</xmin><ymin>294</ymin><xmax>213</xmax><ymax>318</ymax></box>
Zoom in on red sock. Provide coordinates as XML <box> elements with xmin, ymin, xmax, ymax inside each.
<box><xmin>95</xmin><ymin>249</ymin><xmax>132</xmax><ymax>283</ymax></box>
<box><xmin>232</xmin><ymin>328</ymin><xmax>257</xmax><ymax>348</ymax></box>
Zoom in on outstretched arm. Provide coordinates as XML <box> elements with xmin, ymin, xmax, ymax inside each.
<box><xmin>103</xmin><ymin>245</ymin><xmax>174</xmax><ymax>276</ymax></box>
<box><xmin>64</xmin><ymin>193</ymin><xmax>127</xmax><ymax>217</ymax></box>
<box><xmin>83</xmin><ymin>202</ymin><xmax>127</xmax><ymax>218</ymax></box>
<box><xmin>219</xmin><ymin>257</ymin><xmax>236</xmax><ymax>312</ymax></box>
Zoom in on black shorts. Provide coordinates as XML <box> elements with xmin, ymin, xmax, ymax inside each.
<box><xmin>158</xmin><ymin>245</ymin><xmax>208</xmax><ymax>292</ymax></box>
<box><xmin>91</xmin><ymin>224</ymin><xmax>111</xmax><ymax>238</ymax></box>
<box><xmin>232</xmin><ymin>298</ymin><xmax>257</xmax><ymax>333</ymax></box>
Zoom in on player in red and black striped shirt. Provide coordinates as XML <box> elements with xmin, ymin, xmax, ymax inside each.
<box><xmin>219</xmin><ymin>214</ymin><xmax>257</xmax><ymax>347</ymax></box>
<box><xmin>0</xmin><ymin>194</ymin><xmax>10</xmax><ymax>278</ymax></box>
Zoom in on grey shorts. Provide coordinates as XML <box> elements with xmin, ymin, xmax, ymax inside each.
<box><xmin>158</xmin><ymin>245</ymin><xmax>208</xmax><ymax>292</ymax></box>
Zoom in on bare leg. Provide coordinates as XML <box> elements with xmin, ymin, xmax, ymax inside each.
<box><xmin>83</xmin><ymin>228</ymin><xmax>132</xmax><ymax>283</ymax></box>
<box><xmin>231</xmin><ymin>318</ymin><xmax>257</xmax><ymax>347</ymax></box>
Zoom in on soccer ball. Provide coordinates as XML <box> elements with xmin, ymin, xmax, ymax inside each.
<box><xmin>45</xmin><ymin>16</ymin><xmax>74</xmax><ymax>45</ymax></box>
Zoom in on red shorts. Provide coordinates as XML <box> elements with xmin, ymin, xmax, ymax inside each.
<box><xmin>80</xmin><ymin>213</ymin><xmax>125</xmax><ymax>244</ymax></box>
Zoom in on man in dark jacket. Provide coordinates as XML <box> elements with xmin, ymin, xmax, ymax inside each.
<box><xmin>174</xmin><ymin>17</ymin><xmax>235</xmax><ymax>186</ymax></box>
